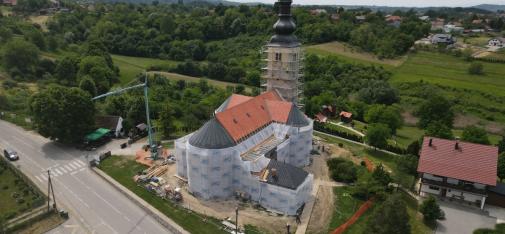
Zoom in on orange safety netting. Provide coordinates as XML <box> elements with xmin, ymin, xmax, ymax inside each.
<box><xmin>331</xmin><ymin>199</ymin><xmax>374</xmax><ymax>234</ymax></box>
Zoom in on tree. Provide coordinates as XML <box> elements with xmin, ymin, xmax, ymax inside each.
<box><xmin>417</xmin><ymin>95</ymin><xmax>454</xmax><ymax>129</ymax></box>
<box><xmin>327</xmin><ymin>158</ymin><xmax>358</xmax><ymax>183</ymax></box>
<box><xmin>372</xmin><ymin>163</ymin><xmax>392</xmax><ymax>186</ymax></box>
<box><xmin>79</xmin><ymin>76</ymin><xmax>97</xmax><ymax>97</ymax></box>
<box><xmin>365</xmin><ymin>105</ymin><xmax>403</xmax><ymax>135</ymax></box>
<box><xmin>78</xmin><ymin>56</ymin><xmax>115</xmax><ymax>94</ymax></box>
<box><xmin>468</xmin><ymin>62</ymin><xmax>484</xmax><ymax>75</ymax></box>
<box><xmin>420</xmin><ymin>196</ymin><xmax>444</xmax><ymax>223</ymax></box>
<box><xmin>365</xmin><ymin>194</ymin><xmax>411</xmax><ymax>234</ymax></box>
<box><xmin>158</xmin><ymin>103</ymin><xmax>176</xmax><ymax>138</ymax></box>
<box><xmin>366</xmin><ymin>123</ymin><xmax>391</xmax><ymax>149</ymax></box>
<box><xmin>498</xmin><ymin>153</ymin><xmax>505</xmax><ymax>182</ymax></box>
<box><xmin>498</xmin><ymin>136</ymin><xmax>505</xmax><ymax>154</ymax></box>
<box><xmin>55</xmin><ymin>56</ymin><xmax>79</xmax><ymax>85</ymax></box>
<box><xmin>1</xmin><ymin>39</ymin><xmax>40</xmax><ymax>76</ymax></box>
<box><xmin>396</xmin><ymin>154</ymin><xmax>419</xmax><ymax>176</ymax></box>
<box><xmin>425</xmin><ymin>121</ymin><xmax>454</xmax><ymax>139</ymax></box>
<box><xmin>30</xmin><ymin>86</ymin><xmax>95</xmax><ymax>144</ymax></box>
<box><xmin>461</xmin><ymin>126</ymin><xmax>490</xmax><ymax>145</ymax></box>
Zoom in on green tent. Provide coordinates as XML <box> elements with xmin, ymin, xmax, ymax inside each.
<box><xmin>85</xmin><ymin>128</ymin><xmax>111</xmax><ymax>141</ymax></box>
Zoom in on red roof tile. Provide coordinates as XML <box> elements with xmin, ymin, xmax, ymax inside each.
<box><xmin>215</xmin><ymin>91</ymin><xmax>285</xmax><ymax>142</ymax></box>
<box><xmin>226</xmin><ymin>94</ymin><xmax>252</xmax><ymax>110</ymax></box>
<box><xmin>339</xmin><ymin>111</ymin><xmax>352</xmax><ymax>118</ymax></box>
<box><xmin>417</xmin><ymin>137</ymin><xmax>498</xmax><ymax>186</ymax></box>
<box><xmin>265</xmin><ymin>100</ymin><xmax>292</xmax><ymax>123</ymax></box>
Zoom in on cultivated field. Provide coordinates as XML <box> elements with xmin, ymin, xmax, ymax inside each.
<box><xmin>305</xmin><ymin>41</ymin><xmax>407</xmax><ymax>68</ymax></box>
<box><xmin>391</xmin><ymin>51</ymin><xmax>505</xmax><ymax>97</ymax></box>
<box><xmin>111</xmin><ymin>54</ymin><xmax>178</xmax><ymax>84</ymax></box>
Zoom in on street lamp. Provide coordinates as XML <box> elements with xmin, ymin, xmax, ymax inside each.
<box><xmin>235</xmin><ymin>206</ymin><xmax>239</xmax><ymax>234</ymax></box>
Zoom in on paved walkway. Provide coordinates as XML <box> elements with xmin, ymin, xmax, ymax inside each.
<box><xmin>295</xmin><ymin>179</ymin><xmax>346</xmax><ymax>234</ymax></box>
<box><xmin>328</xmin><ymin>121</ymin><xmax>365</xmax><ymax>137</ymax></box>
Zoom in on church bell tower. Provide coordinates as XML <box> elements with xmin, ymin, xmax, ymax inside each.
<box><xmin>261</xmin><ymin>0</ymin><xmax>303</xmax><ymax>106</ymax></box>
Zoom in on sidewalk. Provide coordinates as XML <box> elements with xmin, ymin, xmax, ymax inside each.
<box><xmin>328</xmin><ymin>121</ymin><xmax>365</xmax><ymax>137</ymax></box>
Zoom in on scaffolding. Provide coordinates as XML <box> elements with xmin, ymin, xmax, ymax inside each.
<box><xmin>260</xmin><ymin>45</ymin><xmax>304</xmax><ymax>107</ymax></box>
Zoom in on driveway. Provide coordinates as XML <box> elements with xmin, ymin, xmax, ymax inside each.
<box><xmin>436</xmin><ymin>201</ymin><xmax>496</xmax><ymax>234</ymax></box>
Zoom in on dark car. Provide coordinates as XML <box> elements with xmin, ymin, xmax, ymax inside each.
<box><xmin>4</xmin><ymin>149</ymin><xmax>19</xmax><ymax>161</ymax></box>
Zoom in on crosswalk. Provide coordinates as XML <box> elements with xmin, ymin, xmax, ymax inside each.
<box><xmin>34</xmin><ymin>159</ymin><xmax>87</xmax><ymax>182</ymax></box>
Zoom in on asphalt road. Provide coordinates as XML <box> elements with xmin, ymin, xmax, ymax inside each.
<box><xmin>0</xmin><ymin>120</ymin><xmax>171</xmax><ymax>234</ymax></box>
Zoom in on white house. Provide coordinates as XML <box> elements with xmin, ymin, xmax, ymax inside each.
<box><xmin>488</xmin><ymin>38</ymin><xmax>505</xmax><ymax>48</ymax></box>
<box><xmin>417</xmin><ymin>137</ymin><xmax>498</xmax><ymax>209</ymax></box>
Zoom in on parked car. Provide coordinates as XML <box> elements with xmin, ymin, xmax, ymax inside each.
<box><xmin>4</xmin><ymin>149</ymin><xmax>19</xmax><ymax>161</ymax></box>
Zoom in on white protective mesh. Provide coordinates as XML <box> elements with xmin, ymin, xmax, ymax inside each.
<box><xmin>177</xmin><ymin>121</ymin><xmax>314</xmax><ymax>214</ymax></box>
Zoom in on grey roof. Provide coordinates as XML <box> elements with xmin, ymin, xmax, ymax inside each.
<box><xmin>264</xmin><ymin>160</ymin><xmax>309</xmax><ymax>190</ymax></box>
<box><xmin>188</xmin><ymin>118</ymin><xmax>236</xmax><ymax>149</ymax></box>
<box><xmin>489</xmin><ymin>183</ymin><xmax>505</xmax><ymax>195</ymax></box>
<box><xmin>215</xmin><ymin>96</ymin><xmax>232</xmax><ymax>113</ymax></box>
<box><xmin>286</xmin><ymin>104</ymin><xmax>309</xmax><ymax>127</ymax></box>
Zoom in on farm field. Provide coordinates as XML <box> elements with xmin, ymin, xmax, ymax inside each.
<box><xmin>149</xmin><ymin>71</ymin><xmax>253</xmax><ymax>92</ymax></box>
<box><xmin>390</xmin><ymin>51</ymin><xmax>505</xmax><ymax>97</ymax></box>
<box><xmin>305</xmin><ymin>41</ymin><xmax>406</xmax><ymax>68</ymax></box>
<box><xmin>111</xmin><ymin>54</ymin><xmax>178</xmax><ymax>84</ymax></box>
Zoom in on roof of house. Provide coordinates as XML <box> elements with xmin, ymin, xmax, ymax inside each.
<box><xmin>339</xmin><ymin>111</ymin><xmax>352</xmax><ymax>118</ymax></box>
<box><xmin>189</xmin><ymin>91</ymin><xmax>310</xmax><ymax>149</ymax></box>
<box><xmin>417</xmin><ymin>137</ymin><xmax>498</xmax><ymax>186</ymax></box>
<box><xmin>314</xmin><ymin>113</ymin><xmax>328</xmax><ymax>123</ymax></box>
<box><xmin>86</xmin><ymin>128</ymin><xmax>111</xmax><ymax>141</ymax></box>
<box><xmin>95</xmin><ymin>115</ymin><xmax>121</xmax><ymax>131</ymax></box>
<box><xmin>490</xmin><ymin>37</ymin><xmax>505</xmax><ymax>43</ymax></box>
<box><xmin>386</xmin><ymin>15</ymin><xmax>402</xmax><ymax>22</ymax></box>
<box><xmin>263</xmin><ymin>160</ymin><xmax>309</xmax><ymax>190</ymax></box>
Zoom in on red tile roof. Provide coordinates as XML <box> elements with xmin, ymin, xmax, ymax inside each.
<box><xmin>226</xmin><ymin>94</ymin><xmax>252</xmax><ymax>110</ymax></box>
<box><xmin>339</xmin><ymin>111</ymin><xmax>352</xmax><ymax>118</ymax></box>
<box><xmin>314</xmin><ymin>113</ymin><xmax>327</xmax><ymax>123</ymax></box>
<box><xmin>417</xmin><ymin>137</ymin><xmax>498</xmax><ymax>186</ymax></box>
<box><xmin>215</xmin><ymin>91</ymin><xmax>301</xmax><ymax>142</ymax></box>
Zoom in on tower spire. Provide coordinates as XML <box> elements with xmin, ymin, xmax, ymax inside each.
<box><xmin>270</xmin><ymin>0</ymin><xmax>299</xmax><ymax>46</ymax></box>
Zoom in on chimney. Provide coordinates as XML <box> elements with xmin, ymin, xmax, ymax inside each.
<box><xmin>429</xmin><ymin>138</ymin><xmax>433</xmax><ymax>146</ymax></box>
<box><xmin>271</xmin><ymin>168</ymin><xmax>278</xmax><ymax>181</ymax></box>
<box><xmin>455</xmin><ymin>139</ymin><xmax>460</xmax><ymax>150</ymax></box>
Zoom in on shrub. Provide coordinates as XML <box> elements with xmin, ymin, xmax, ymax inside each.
<box><xmin>2</xmin><ymin>185</ymin><xmax>9</xmax><ymax>190</ymax></box>
<box><xmin>420</xmin><ymin>196</ymin><xmax>444</xmax><ymax>223</ymax></box>
<box><xmin>16</xmin><ymin>198</ymin><xmax>25</xmax><ymax>204</ymax></box>
<box><xmin>327</xmin><ymin>158</ymin><xmax>358</xmax><ymax>183</ymax></box>
<box><xmin>468</xmin><ymin>62</ymin><xmax>484</xmax><ymax>75</ymax></box>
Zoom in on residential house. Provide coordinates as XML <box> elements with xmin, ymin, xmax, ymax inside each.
<box><xmin>314</xmin><ymin>113</ymin><xmax>327</xmax><ymax>123</ymax></box>
<box><xmin>431</xmin><ymin>34</ymin><xmax>456</xmax><ymax>44</ymax></box>
<box><xmin>386</xmin><ymin>15</ymin><xmax>402</xmax><ymax>28</ymax></box>
<box><xmin>443</xmin><ymin>24</ymin><xmax>464</xmax><ymax>33</ymax></box>
<box><xmin>2</xmin><ymin>0</ymin><xmax>17</xmax><ymax>5</ymax></box>
<box><xmin>330</xmin><ymin>14</ymin><xmax>340</xmax><ymax>22</ymax></box>
<box><xmin>309</xmin><ymin>9</ymin><xmax>327</xmax><ymax>15</ymax></box>
<box><xmin>355</xmin><ymin>15</ymin><xmax>366</xmax><ymax>24</ymax></box>
<box><xmin>417</xmin><ymin>137</ymin><xmax>498</xmax><ymax>209</ymax></box>
<box><xmin>431</xmin><ymin>18</ymin><xmax>445</xmax><ymax>31</ymax></box>
<box><xmin>339</xmin><ymin>111</ymin><xmax>352</xmax><ymax>123</ymax></box>
<box><xmin>419</xmin><ymin>16</ymin><xmax>430</xmax><ymax>21</ymax></box>
<box><xmin>488</xmin><ymin>37</ymin><xmax>505</xmax><ymax>48</ymax></box>
<box><xmin>95</xmin><ymin>115</ymin><xmax>124</xmax><ymax>138</ymax></box>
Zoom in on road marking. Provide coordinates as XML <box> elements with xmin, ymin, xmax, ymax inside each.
<box><xmin>59</xmin><ymin>167</ymin><xmax>68</xmax><ymax>174</ymax></box>
<box><xmin>74</xmin><ymin>160</ymin><xmax>85</xmax><ymax>167</ymax></box>
<box><xmin>70</xmin><ymin>171</ymin><xmax>79</xmax><ymax>175</ymax></box>
<box><xmin>79</xmin><ymin>168</ymin><xmax>85</xmax><ymax>172</ymax></box>
<box><xmin>64</xmin><ymin>165</ymin><xmax>73</xmax><ymax>171</ymax></box>
<box><xmin>54</xmin><ymin>168</ymin><xmax>63</xmax><ymax>175</ymax></box>
<box><xmin>35</xmin><ymin>175</ymin><xmax>43</xmax><ymax>182</ymax></box>
<box><xmin>69</xmin><ymin>162</ymin><xmax>80</xmax><ymax>169</ymax></box>
<box><xmin>40</xmin><ymin>174</ymin><xmax>48</xmax><ymax>181</ymax></box>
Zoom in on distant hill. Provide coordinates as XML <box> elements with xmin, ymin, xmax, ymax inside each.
<box><xmin>473</xmin><ymin>4</ymin><xmax>505</xmax><ymax>12</ymax></box>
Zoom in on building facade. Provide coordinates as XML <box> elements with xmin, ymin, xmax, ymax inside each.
<box><xmin>417</xmin><ymin>137</ymin><xmax>498</xmax><ymax>209</ymax></box>
<box><xmin>175</xmin><ymin>91</ymin><xmax>314</xmax><ymax>215</ymax></box>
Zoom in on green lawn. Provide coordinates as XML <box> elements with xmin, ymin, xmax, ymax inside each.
<box><xmin>149</xmin><ymin>71</ymin><xmax>253</xmax><ymax>92</ymax></box>
<box><xmin>98</xmin><ymin>156</ymin><xmax>227</xmax><ymax>234</ymax></box>
<box><xmin>464</xmin><ymin>36</ymin><xmax>492</xmax><ymax>47</ymax></box>
<box><xmin>395</xmin><ymin>126</ymin><xmax>425</xmax><ymax>147</ymax></box>
<box><xmin>305</xmin><ymin>42</ymin><xmax>405</xmax><ymax>69</ymax></box>
<box><xmin>328</xmin><ymin>187</ymin><xmax>432</xmax><ymax>234</ymax></box>
<box><xmin>391</xmin><ymin>51</ymin><xmax>505</xmax><ymax>97</ymax></box>
<box><xmin>111</xmin><ymin>54</ymin><xmax>178</xmax><ymax>85</ymax></box>
<box><xmin>0</xmin><ymin>159</ymin><xmax>45</xmax><ymax>220</ymax></box>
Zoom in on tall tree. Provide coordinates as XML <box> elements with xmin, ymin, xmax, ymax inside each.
<box><xmin>498</xmin><ymin>136</ymin><xmax>505</xmax><ymax>154</ymax></box>
<box><xmin>79</xmin><ymin>76</ymin><xmax>97</xmax><ymax>97</ymax></box>
<box><xmin>461</xmin><ymin>126</ymin><xmax>490</xmax><ymax>145</ymax></box>
<box><xmin>30</xmin><ymin>86</ymin><xmax>95</xmax><ymax>144</ymax></box>
<box><xmin>417</xmin><ymin>95</ymin><xmax>454</xmax><ymax>129</ymax></box>
<box><xmin>366</xmin><ymin>123</ymin><xmax>391</xmax><ymax>149</ymax></box>
<box><xmin>425</xmin><ymin>121</ymin><xmax>454</xmax><ymax>139</ymax></box>
<box><xmin>55</xmin><ymin>56</ymin><xmax>79</xmax><ymax>85</ymax></box>
<box><xmin>1</xmin><ymin>39</ymin><xmax>39</xmax><ymax>76</ymax></box>
<box><xmin>365</xmin><ymin>104</ymin><xmax>403</xmax><ymax>135</ymax></box>
<box><xmin>498</xmin><ymin>153</ymin><xmax>505</xmax><ymax>182</ymax></box>
<box><xmin>365</xmin><ymin>193</ymin><xmax>411</xmax><ymax>234</ymax></box>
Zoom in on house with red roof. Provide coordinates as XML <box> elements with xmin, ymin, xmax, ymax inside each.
<box><xmin>174</xmin><ymin>90</ymin><xmax>314</xmax><ymax>215</ymax></box>
<box><xmin>339</xmin><ymin>111</ymin><xmax>352</xmax><ymax>123</ymax></box>
<box><xmin>417</xmin><ymin>137</ymin><xmax>498</xmax><ymax>209</ymax></box>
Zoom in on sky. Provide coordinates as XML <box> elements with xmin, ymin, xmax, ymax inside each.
<box><xmin>230</xmin><ymin>0</ymin><xmax>504</xmax><ymax>7</ymax></box>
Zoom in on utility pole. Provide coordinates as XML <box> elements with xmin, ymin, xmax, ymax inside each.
<box><xmin>286</xmin><ymin>223</ymin><xmax>290</xmax><ymax>234</ymax></box>
<box><xmin>47</xmin><ymin>170</ymin><xmax>57</xmax><ymax>212</ymax></box>
<box><xmin>235</xmin><ymin>206</ymin><xmax>239</xmax><ymax>234</ymax></box>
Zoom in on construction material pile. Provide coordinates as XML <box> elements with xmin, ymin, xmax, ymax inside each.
<box><xmin>133</xmin><ymin>164</ymin><xmax>183</xmax><ymax>202</ymax></box>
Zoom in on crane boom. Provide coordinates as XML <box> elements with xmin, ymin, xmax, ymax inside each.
<box><xmin>91</xmin><ymin>74</ymin><xmax>158</xmax><ymax>160</ymax></box>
